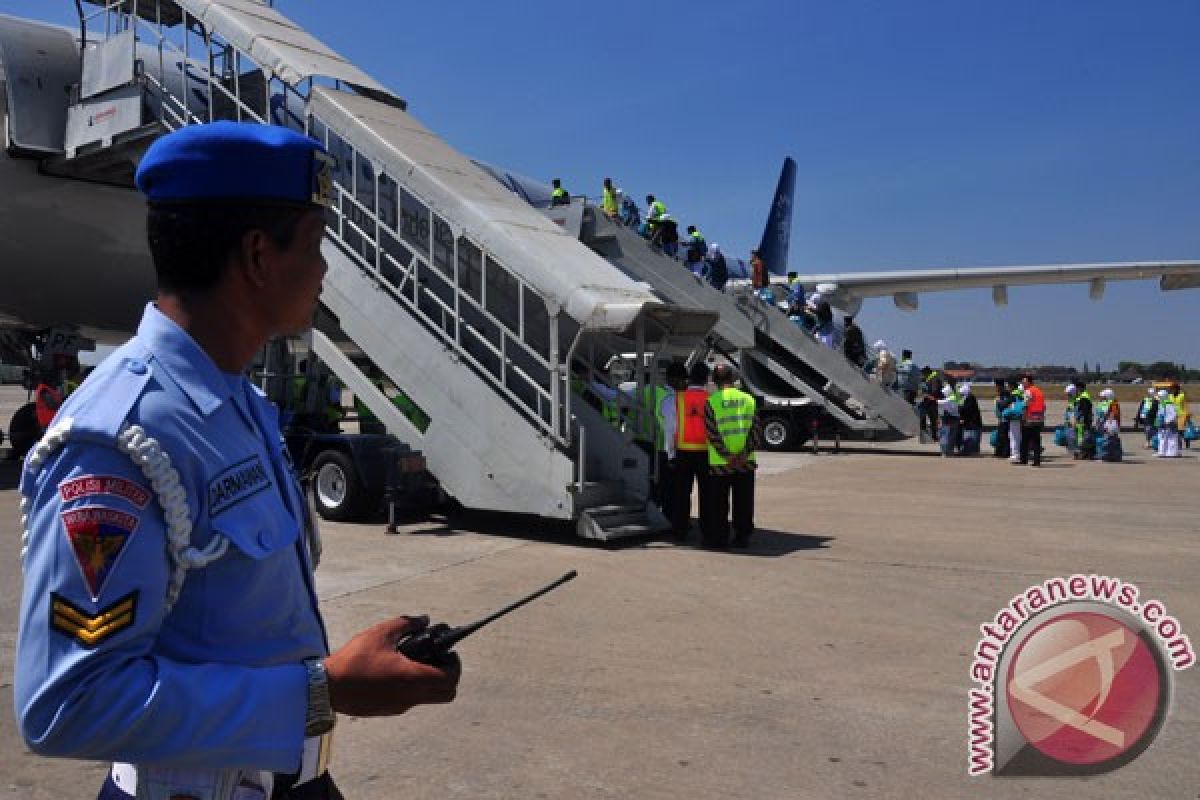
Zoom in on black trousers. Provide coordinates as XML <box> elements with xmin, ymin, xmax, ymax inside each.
<box><xmin>921</xmin><ymin>399</ymin><xmax>939</xmax><ymax>437</ymax></box>
<box><xmin>655</xmin><ymin>451</ymin><xmax>674</xmax><ymax>519</ymax></box>
<box><xmin>1020</xmin><ymin>423</ymin><xmax>1044</xmax><ymax>465</ymax></box>
<box><xmin>994</xmin><ymin>420</ymin><xmax>1010</xmax><ymax>458</ymax></box>
<box><xmin>670</xmin><ymin>450</ymin><xmax>709</xmax><ymax>537</ymax></box>
<box><xmin>701</xmin><ymin>470</ymin><xmax>755</xmax><ymax>546</ymax></box>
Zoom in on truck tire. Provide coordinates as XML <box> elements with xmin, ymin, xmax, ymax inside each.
<box><xmin>8</xmin><ymin>403</ymin><xmax>40</xmax><ymax>461</ymax></box>
<box><xmin>311</xmin><ymin>450</ymin><xmax>366</xmax><ymax>522</ymax></box>
<box><xmin>760</xmin><ymin>413</ymin><xmax>793</xmax><ymax>451</ymax></box>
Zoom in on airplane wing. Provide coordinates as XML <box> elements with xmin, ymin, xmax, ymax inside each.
<box><xmin>794</xmin><ymin>261</ymin><xmax>1200</xmax><ymax>313</ymax></box>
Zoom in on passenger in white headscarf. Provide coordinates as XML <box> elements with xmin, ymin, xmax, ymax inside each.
<box><xmin>1156</xmin><ymin>389</ymin><xmax>1181</xmax><ymax>457</ymax></box>
<box><xmin>872</xmin><ymin>340</ymin><xmax>897</xmax><ymax>389</ymax></box>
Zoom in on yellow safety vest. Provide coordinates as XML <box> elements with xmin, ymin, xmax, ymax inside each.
<box><xmin>707</xmin><ymin>388</ymin><xmax>757</xmax><ymax>467</ymax></box>
<box><xmin>637</xmin><ymin>385</ymin><xmax>668</xmax><ymax>450</ymax></box>
<box><xmin>602</xmin><ymin>187</ymin><xmax>618</xmax><ymax>215</ymax></box>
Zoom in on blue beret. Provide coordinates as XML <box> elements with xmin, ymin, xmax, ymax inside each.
<box><xmin>135</xmin><ymin>121</ymin><xmax>333</xmax><ymax>207</ymax></box>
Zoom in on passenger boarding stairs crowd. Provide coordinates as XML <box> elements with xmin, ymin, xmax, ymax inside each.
<box><xmin>550</xmin><ymin>204</ymin><xmax>919</xmax><ymax>440</ymax></box>
<box><xmin>43</xmin><ymin>0</ymin><xmax>718</xmax><ymax>538</ymax></box>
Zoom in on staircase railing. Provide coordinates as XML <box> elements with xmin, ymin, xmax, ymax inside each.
<box><xmin>76</xmin><ymin>0</ymin><xmax>588</xmax><ymax>451</ymax></box>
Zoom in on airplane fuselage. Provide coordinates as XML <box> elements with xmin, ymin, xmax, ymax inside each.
<box><xmin>0</xmin><ymin>61</ymin><xmax>154</xmax><ymax>340</ymax></box>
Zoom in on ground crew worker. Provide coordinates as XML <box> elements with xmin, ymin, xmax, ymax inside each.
<box><xmin>701</xmin><ymin>364</ymin><xmax>759</xmax><ymax>548</ymax></box>
<box><xmin>33</xmin><ymin>372</ymin><xmax>64</xmax><ymax>430</ymax></box>
<box><xmin>601</xmin><ymin>178</ymin><xmax>619</xmax><ymax>219</ymax></box>
<box><xmin>669</xmin><ymin>361</ymin><xmax>710</xmax><ymax>542</ymax></box>
<box><xmin>61</xmin><ymin>356</ymin><xmax>83</xmax><ymax>396</ymax></box>
<box><xmin>14</xmin><ymin>122</ymin><xmax>459</xmax><ymax>800</ymax></box>
<box><xmin>634</xmin><ymin>366</ymin><xmax>676</xmax><ymax>516</ymax></box>
<box><xmin>1169</xmin><ymin>382</ymin><xmax>1189</xmax><ymax>449</ymax></box>
<box><xmin>550</xmin><ymin>178</ymin><xmax>569</xmax><ymax>206</ymax></box>
<box><xmin>1073</xmin><ymin>382</ymin><xmax>1093</xmax><ymax>459</ymax></box>
<box><xmin>644</xmin><ymin>194</ymin><xmax>666</xmax><ymax>237</ymax></box>
<box><xmin>684</xmin><ymin>225</ymin><xmax>706</xmax><ymax>274</ymax></box>
<box><xmin>1019</xmin><ymin>372</ymin><xmax>1046</xmax><ymax>466</ymax></box>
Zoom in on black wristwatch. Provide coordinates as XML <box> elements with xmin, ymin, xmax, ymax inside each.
<box><xmin>303</xmin><ymin>657</ymin><xmax>335</xmax><ymax>736</ymax></box>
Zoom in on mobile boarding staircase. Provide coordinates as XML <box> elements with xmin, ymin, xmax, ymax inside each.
<box><xmin>58</xmin><ymin>0</ymin><xmax>717</xmax><ymax>539</ymax></box>
<box><xmin>550</xmin><ymin>204</ymin><xmax>920</xmax><ymax>441</ymax></box>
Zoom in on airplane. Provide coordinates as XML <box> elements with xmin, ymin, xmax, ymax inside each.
<box><xmin>0</xmin><ymin>10</ymin><xmax>1197</xmax><ymax>425</ymax></box>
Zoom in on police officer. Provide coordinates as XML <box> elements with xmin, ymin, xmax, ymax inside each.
<box><xmin>701</xmin><ymin>364</ymin><xmax>760</xmax><ymax>548</ymax></box>
<box><xmin>15</xmin><ymin>122</ymin><xmax>459</xmax><ymax>800</ymax></box>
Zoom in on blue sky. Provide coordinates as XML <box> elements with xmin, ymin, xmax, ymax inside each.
<box><xmin>7</xmin><ymin>0</ymin><xmax>1199</xmax><ymax>368</ymax></box>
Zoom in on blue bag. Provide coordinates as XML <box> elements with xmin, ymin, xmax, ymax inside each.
<box><xmin>989</xmin><ymin>429</ymin><xmax>999</xmax><ymax>448</ymax></box>
<box><xmin>1053</xmin><ymin>426</ymin><xmax>1067</xmax><ymax>447</ymax></box>
<box><xmin>1185</xmin><ymin>421</ymin><xmax>1198</xmax><ymax>442</ymax></box>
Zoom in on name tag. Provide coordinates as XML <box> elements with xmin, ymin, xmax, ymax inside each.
<box><xmin>208</xmin><ymin>456</ymin><xmax>272</xmax><ymax>517</ymax></box>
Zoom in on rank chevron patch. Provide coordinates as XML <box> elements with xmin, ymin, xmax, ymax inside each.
<box><xmin>50</xmin><ymin>591</ymin><xmax>138</xmax><ymax>648</ymax></box>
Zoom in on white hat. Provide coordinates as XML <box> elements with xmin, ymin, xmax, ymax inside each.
<box><xmin>1100</xmin><ymin>388</ymin><xmax>1115</xmax><ymax>400</ymax></box>
<box><xmin>958</xmin><ymin>383</ymin><xmax>971</xmax><ymax>396</ymax></box>
<box><xmin>1147</xmin><ymin>387</ymin><xmax>1156</xmax><ymax>395</ymax></box>
<box><xmin>1158</xmin><ymin>389</ymin><xmax>1170</xmax><ymax>400</ymax></box>
<box><xmin>873</xmin><ymin>339</ymin><xmax>888</xmax><ymax>350</ymax></box>
<box><xmin>808</xmin><ymin>292</ymin><xmax>823</xmax><ymax>306</ymax></box>
<box><xmin>707</xmin><ymin>243</ymin><xmax>720</xmax><ymax>258</ymax></box>
<box><xmin>1065</xmin><ymin>384</ymin><xmax>1077</xmax><ymax>395</ymax></box>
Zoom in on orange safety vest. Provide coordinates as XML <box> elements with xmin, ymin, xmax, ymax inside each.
<box><xmin>1023</xmin><ymin>385</ymin><xmax>1046</xmax><ymax>423</ymax></box>
<box><xmin>35</xmin><ymin>383</ymin><xmax>63</xmax><ymax>428</ymax></box>
<box><xmin>676</xmin><ymin>387</ymin><xmax>709</xmax><ymax>451</ymax></box>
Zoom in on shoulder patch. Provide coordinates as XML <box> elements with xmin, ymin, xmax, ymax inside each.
<box><xmin>61</xmin><ymin>506</ymin><xmax>140</xmax><ymax>600</ymax></box>
<box><xmin>59</xmin><ymin>475</ymin><xmax>151</xmax><ymax>509</ymax></box>
<box><xmin>50</xmin><ymin>590</ymin><xmax>137</xmax><ymax>648</ymax></box>
<box><xmin>208</xmin><ymin>455</ymin><xmax>273</xmax><ymax>517</ymax></box>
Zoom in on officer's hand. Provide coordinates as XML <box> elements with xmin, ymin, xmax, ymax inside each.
<box><xmin>324</xmin><ymin>616</ymin><xmax>461</xmax><ymax>717</ymax></box>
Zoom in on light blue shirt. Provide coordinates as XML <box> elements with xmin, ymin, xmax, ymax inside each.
<box><xmin>15</xmin><ymin>303</ymin><xmax>325</xmax><ymax>772</ymax></box>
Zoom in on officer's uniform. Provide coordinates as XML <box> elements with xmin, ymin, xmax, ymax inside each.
<box><xmin>15</xmin><ymin>122</ymin><xmax>337</xmax><ymax>800</ymax></box>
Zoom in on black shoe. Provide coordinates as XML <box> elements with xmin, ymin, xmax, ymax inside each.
<box><xmin>672</xmin><ymin>531</ymin><xmax>688</xmax><ymax>542</ymax></box>
<box><xmin>731</xmin><ymin>538</ymin><xmax>750</xmax><ymax>549</ymax></box>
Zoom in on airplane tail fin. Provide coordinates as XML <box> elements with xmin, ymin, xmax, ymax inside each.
<box><xmin>755</xmin><ymin>156</ymin><xmax>796</xmax><ymax>278</ymax></box>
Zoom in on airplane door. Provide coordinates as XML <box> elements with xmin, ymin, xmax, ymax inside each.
<box><xmin>0</xmin><ymin>17</ymin><xmax>78</xmax><ymax>155</ymax></box>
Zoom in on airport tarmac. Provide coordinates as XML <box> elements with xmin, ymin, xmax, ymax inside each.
<box><xmin>0</xmin><ymin>385</ymin><xmax>1196</xmax><ymax>799</ymax></box>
